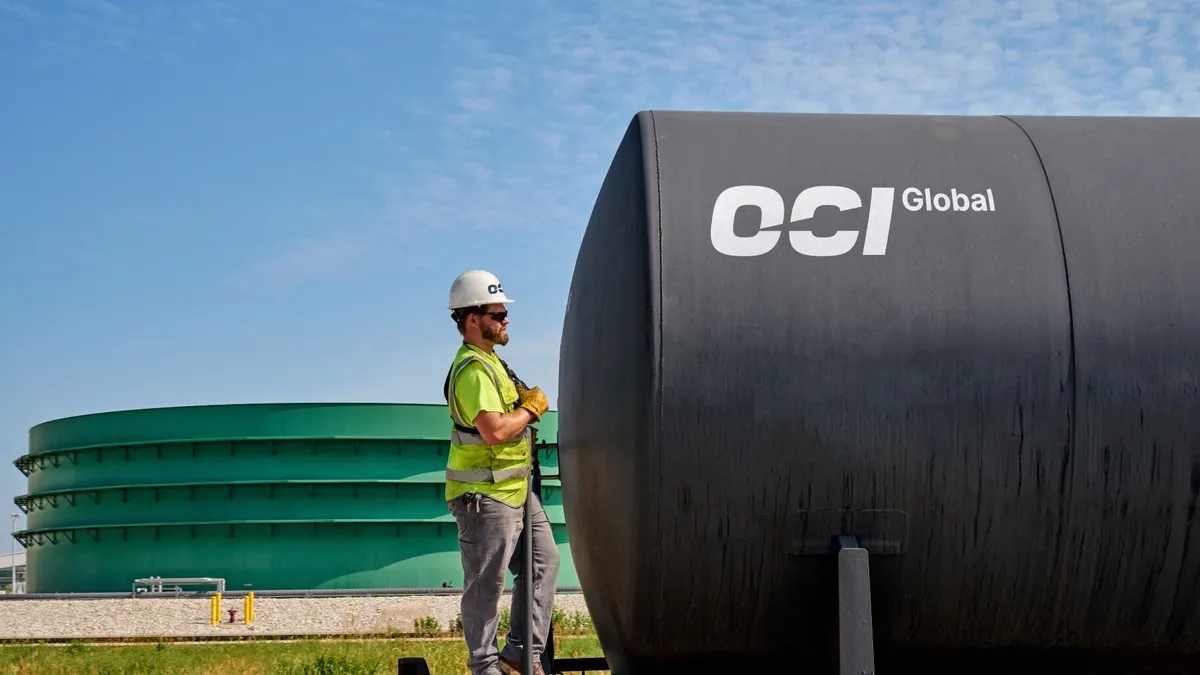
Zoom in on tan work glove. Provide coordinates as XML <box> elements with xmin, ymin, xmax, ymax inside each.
<box><xmin>518</xmin><ymin>386</ymin><xmax>550</xmax><ymax>421</ymax></box>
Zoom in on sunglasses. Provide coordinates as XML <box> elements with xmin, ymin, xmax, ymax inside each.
<box><xmin>481</xmin><ymin>310</ymin><xmax>508</xmax><ymax>322</ymax></box>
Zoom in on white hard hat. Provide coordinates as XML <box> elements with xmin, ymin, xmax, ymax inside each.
<box><xmin>448</xmin><ymin>270</ymin><xmax>515</xmax><ymax>309</ymax></box>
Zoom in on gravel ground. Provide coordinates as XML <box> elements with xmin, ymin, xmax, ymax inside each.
<box><xmin>0</xmin><ymin>593</ymin><xmax>593</xmax><ymax>639</ymax></box>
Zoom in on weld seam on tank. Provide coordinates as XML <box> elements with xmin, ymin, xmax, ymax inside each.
<box><xmin>646</xmin><ymin>109</ymin><xmax>666</xmax><ymax>623</ymax></box>
<box><xmin>652</xmin><ymin>110</ymin><xmax>674</xmax><ymax>639</ymax></box>
<box><xmin>1000</xmin><ymin>113</ymin><xmax>1081</xmax><ymax>635</ymax></box>
<box><xmin>999</xmin><ymin>113</ymin><xmax>1080</xmax><ymax>488</ymax></box>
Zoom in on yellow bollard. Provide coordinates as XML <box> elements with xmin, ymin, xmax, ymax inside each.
<box><xmin>210</xmin><ymin>592</ymin><xmax>221</xmax><ymax>625</ymax></box>
<box><xmin>243</xmin><ymin>592</ymin><xmax>254</xmax><ymax>624</ymax></box>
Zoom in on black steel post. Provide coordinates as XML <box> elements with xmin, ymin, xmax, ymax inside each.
<box><xmin>397</xmin><ymin>657</ymin><xmax>432</xmax><ymax>675</ymax></box>
<box><xmin>533</xmin><ymin>444</ymin><xmax>557</xmax><ymax>673</ymax></box>
<box><xmin>524</xmin><ymin>464</ymin><xmax>534</xmax><ymax>675</ymax></box>
<box><xmin>835</xmin><ymin>535</ymin><xmax>875</xmax><ymax>675</ymax></box>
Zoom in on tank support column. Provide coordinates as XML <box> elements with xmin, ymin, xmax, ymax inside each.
<box><xmin>835</xmin><ymin>535</ymin><xmax>875</xmax><ymax>675</ymax></box>
<box><xmin>397</xmin><ymin>658</ymin><xmax>431</xmax><ymax>675</ymax></box>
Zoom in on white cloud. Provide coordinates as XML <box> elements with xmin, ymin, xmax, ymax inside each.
<box><xmin>73</xmin><ymin>0</ymin><xmax>1191</xmax><ymax>287</ymax></box>
<box><xmin>1</xmin><ymin>0</ymin><xmax>260</xmax><ymax>65</ymax></box>
<box><xmin>378</xmin><ymin>0</ymin><xmax>1200</xmax><ymax>247</ymax></box>
<box><xmin>0</xmin><ymin>0</ymin><xmax>38</xmax><ymax>21</ymax></box>
<box><xmin>248</xmin><ymin>232</ymin><xmax>375</xmax><ymax>287</ymax></box>
<box><xmin>243</xmin><ymin>0</ymin><xmax>1189</xmax><ymax>290</ymax></box>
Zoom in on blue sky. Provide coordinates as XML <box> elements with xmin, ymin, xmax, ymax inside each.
<box><xmin>0</xmin><ymin>0</ymin><xmax>1194</xmax><ymax>541</ymax></box>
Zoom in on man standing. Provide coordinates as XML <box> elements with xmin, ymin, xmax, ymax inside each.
<box><xmin>443</xmin><ymin>269</ymin><xmax>558</xmax><ymax>675</ymax></box>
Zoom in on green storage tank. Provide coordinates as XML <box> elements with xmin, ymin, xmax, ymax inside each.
<box><xmin>11</xmin><ymin>402</ymin><xmax>578</xmax><ymax>594</ymax></box>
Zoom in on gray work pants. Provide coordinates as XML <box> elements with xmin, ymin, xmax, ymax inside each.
<box><xmin>449</xmin><ymin>490</ymin><xmax>560</xmax><ymax>675</ymax></box>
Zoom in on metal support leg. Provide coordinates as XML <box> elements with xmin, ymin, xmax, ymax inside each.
<box><xmin>534</xmin><ymin>450</ymin><xmax>557</xmax><ymax>674</ymax></box>
<box><xmin>524</xmin><ymin>468</ymin><xmax>535</xmax><ymax>675</ymax></box>
<box><xmin>835</xmin><ymin>535</ymin><xmax>875</xmax><ymax>675</ymax></box>
<box><xmin>397</xmin><ymin>657</ymin><xmax>432</xmax><ymax>675</ymax></box>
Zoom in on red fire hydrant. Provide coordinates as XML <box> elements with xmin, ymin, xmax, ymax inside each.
<box><xmin>228</xmin><ymin>608</ymin><xmax>238</xmax><ymax>624</ymax></box>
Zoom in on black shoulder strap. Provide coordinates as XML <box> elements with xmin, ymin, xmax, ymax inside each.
<box><xmin>497</xmin><ymin>357</ymin><xmax>528</xmax><ymax>390</ymax></box>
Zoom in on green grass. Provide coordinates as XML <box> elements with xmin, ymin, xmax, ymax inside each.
<box><xmin>0</xmin><ymin>634</ymin><xmax>605</xmax><ymax>675</ymax></box>
<box><xmin>438</xmin><ymin>607</ymin><xmax>595</xmax><ymax>637</ymax></box>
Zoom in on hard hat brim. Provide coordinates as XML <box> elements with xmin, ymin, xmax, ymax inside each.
<box><xmin>448</xmin><ymin>296</ymin><xmax>515</xmax><ymax>310</ymax></box>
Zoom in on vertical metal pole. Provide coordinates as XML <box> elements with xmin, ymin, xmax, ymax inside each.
<box><xmin>524</xmin><ymin>470</ymin><xmax>534</xmax><ymax>675</ymax></box>
<box><xmin>835</xmin><ymin>535</ymin><xmax>875</xmax><ymax>675</ymax></box>
<box><xmin>9</xmin><ymin>514</ymin><xmax>17</xmax><ymax>594</ymax></box>
<box><xmin>536</xmin><ymin>448</ymin><xmax>555</xmax><ymax>674</ymax></box>
<box><xmin>505</xmin><ymin>366</ymin><xmax>540</xmax><ymax>675</ymax></box>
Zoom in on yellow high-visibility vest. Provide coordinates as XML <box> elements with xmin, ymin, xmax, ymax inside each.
<box><xmin>443</xmin><ymin>344</ymin><xmax>532</xmax><ymax>508</ymax></box>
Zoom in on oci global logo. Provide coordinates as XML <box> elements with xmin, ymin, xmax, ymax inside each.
<box><xmin>902</xmin><ymin>187</ymin><xmax>996</xmax><ymax>213</ymax></box>
<box><xmin>710</xmin><ymin>184</ymin><xmax>997</xmax><ymax>257</ymax></box>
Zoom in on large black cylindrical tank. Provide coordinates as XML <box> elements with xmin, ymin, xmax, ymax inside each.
<box><xmin>557</xmin><ymin>111</ymin><xmax>1200</xmax><ymax>674</ymax></box>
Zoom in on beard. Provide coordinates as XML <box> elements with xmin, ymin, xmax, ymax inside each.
<box><xmin>482</xmin><ymin>323</ymin><xmax>509</xmax><ymax>346</ymax></box>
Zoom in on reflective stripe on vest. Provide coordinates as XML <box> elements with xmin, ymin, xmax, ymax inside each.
<box><xmin>444</xmin><ymin>465</ymin><xmax>531</xmax><ymax>483</ymax></box>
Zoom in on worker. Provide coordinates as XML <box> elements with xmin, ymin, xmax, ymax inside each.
<box><xmin>443</xmin><ymin>269</ymin><xmax>558</xmax><ymax>675</ymax></box>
